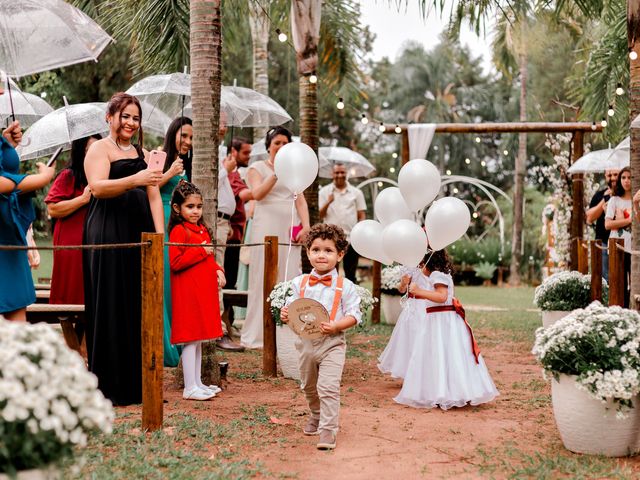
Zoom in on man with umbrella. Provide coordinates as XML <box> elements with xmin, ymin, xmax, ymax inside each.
<box><xmin>319</xmin><ymin>163</ymin><xmax>366</xmax><ymax>283</ymax></box>
<box><xmin>586</xmin><ymin>168</ymin><xmax>619</xmax><ymax>281</ymax></box>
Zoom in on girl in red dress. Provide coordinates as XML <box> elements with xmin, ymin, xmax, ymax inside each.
<box><xmin>168</xmin><ymin>181</ymin><xmax>226</xmax><ymax>401</ymax></box>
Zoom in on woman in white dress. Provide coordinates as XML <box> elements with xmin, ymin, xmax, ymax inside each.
<box><xmin>241</xmin><ymin>126</ymin><xmax>311</xmax><ymax>348</ymax></box>
<box><xmin>378</xmin><ymin>266</ymin><xmax>431</xmax><ymax>378</ymax></box>
<box><xmin>395</xmin><ymin>250</ymin><xmax>498</xmax><ymax>409</ymax></box>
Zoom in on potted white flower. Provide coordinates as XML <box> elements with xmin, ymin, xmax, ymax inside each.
<box><xmin>380</xmin><ymin>265</ymin><xmax>405</xmax><ymax>325</ymax></box>
<box><xmin>533</xmin><ymin>271</ymin><xmax>608</xmax><ymax>327</ymax></box>
<box><xmin>532</xmin><ymin>302</ymin><xmax>640</xmax><ymax>456</ymax></box>
<box><xmin>267</xmin><ymin>281</ymin><xmax>378</xmax><ymax>380</ymax></box>
<box><xmin>0</xmin><ymin>319</ymin><xmax>114</xmax><ymax>478</ymax></box>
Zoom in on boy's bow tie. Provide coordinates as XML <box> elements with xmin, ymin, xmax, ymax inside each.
<box><xmin>309</xmin><ymin>275</ymin><xmax>333</xmax><ymax>287</ymax></box>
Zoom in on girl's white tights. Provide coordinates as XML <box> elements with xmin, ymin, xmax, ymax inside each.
<box><xmin>181</xmin><ymin>341</ymin><xmax>209</xmax><ymax>391</ymax></box>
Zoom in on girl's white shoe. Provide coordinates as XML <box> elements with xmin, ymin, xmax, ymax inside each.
<box><xmin>201</xmin><ymin>385</ymin><xmax>222</xmax><ymax>395</ymax></box>
<box><xmin>183</xmin><ymin>386</ymin><xmax>215</xmax><ymax>401</ymax></box>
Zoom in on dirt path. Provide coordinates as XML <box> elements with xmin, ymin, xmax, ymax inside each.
<box><xmin>123</xmin><ymin>325</ymin><xmax>640</xmax><ymax>479</ymax></box>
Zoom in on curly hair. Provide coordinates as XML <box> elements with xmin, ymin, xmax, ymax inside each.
<box><xmin>422</xmin><ymin>249</ymin><xmax>454</xmax><ymax>275</ymax></box>
<box><xmin>167</xmin><ymin>180</ymin><xmax>212</xmax><ymax>238</ymax></box>
<box><xmin>304</xmin><ymin>223</ymin><xmax>349</xmax><ymax>253</ymax></box>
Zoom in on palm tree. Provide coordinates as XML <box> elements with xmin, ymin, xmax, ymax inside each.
<box><xmin>248</xmin><ymin>0</ymin><xmax>271</xmax><ymax>142</ymax></box>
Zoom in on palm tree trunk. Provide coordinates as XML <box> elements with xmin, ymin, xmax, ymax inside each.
<box><xmin>629</xmin><ymin>0</ymin><xmax>640</xmax><ymax>308</ymax></box>
<box><xmin>190</xmin><ymin>0</ymin><xmax>222</xmax><ymax>386</ymax></box>
<box><xmin>248</xmin><ymin>0</ymin><xmax>270</xmax><ymax>142</ymax></box>
<box><xmin>300</xmin><ymin>75</ymin><xmax>319</xmax><ymax>225</ymax></box>
<box><xmin>509</xmin><ymin>49</ymin><xmax>527</xmax><ymax>286</ymax></box>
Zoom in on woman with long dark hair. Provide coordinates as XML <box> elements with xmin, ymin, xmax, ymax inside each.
<box><xmin>45</xmin><ymin>134</ymin><xmax>101</xmax><ymax>305</ymax></box>
<box><xmin>83</xmin><ymin>92</ymin><xmax>164</xmax><ymax>406</ymax></box>
<box><xmin>158</xmin><ymin>116</ymin><xmax>193</xmax><ymax>366</ymax></box>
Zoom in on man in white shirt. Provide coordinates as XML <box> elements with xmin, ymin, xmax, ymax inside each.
<box><xmin>318</xmin><ymin>163</ymin><xmax>366</xmax><ymax>283</ymax></box>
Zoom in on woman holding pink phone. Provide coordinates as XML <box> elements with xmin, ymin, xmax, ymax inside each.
<box><xmin>83</xmin><ymin>92</ymin><xmax>164</xmax><ymax>406</ymax></box>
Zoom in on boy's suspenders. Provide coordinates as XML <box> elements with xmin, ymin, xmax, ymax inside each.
<box><xmin>299</xmin><ymin>274</ymin><xmax>344</xmax><ymax>321</ymax></box>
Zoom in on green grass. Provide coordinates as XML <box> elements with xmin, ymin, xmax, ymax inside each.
<box><xmin>31</xmin><ymin>236</ymin><xmax>53</xmax><ymax>284</ymax></box>
<box><xmin>456</xmin><ymin>286</ymin><xmax>537</xmax><ymax>310</ymax></box>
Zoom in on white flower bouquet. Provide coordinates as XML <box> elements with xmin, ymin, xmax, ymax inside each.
<box><xmin>268</xmin><ymin>280</ymin><xmax>378</xmax><ymax>325</ymax></box>
<box><xmin>381</xmin><ymin>265</ymin><xmax>405</xmax><ymax>295</ymax></box>
<box><xmin>532</xmin><ymin>302</ymin><xmax>640</xmax><ymax>413</ymax></box>
<box><xmin>534</xmin><ymin>270</ymin><xmax>608</xmax><ymax>311</ymax></box>
<box><xmin>0</xmin><ymin>320</ymin><xmax>114</xmax><ymax>475</ymax></box>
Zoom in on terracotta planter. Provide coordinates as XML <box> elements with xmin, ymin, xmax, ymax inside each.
<box><xmin>552</xmin><ymin>374</ymin><xmax>640</xmax><ymax>456</ymax></box>
<box><xmin>276</xmin><ymin>325</ymin><xmax>301</xmax><ymax>380</ymax></box>
<box><xmin>381</xmin><ymin>293</ymin><xmax>402</xmax><ymax>325</ymax></box>
<box><xmin>541</xmin><ymin>310</ymin><xmax>571</xmax><ymax>328</ymax></box>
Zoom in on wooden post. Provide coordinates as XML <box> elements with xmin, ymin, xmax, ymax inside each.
<box><xmin>372</xmin><ymin>261</ymin><xmax>381</xmax><ymax>324</ymax></box>
<box><xmin>401</xmin><ymin>129</ymin><xmax>410</xmax><ymax>165</ymax></box>
<box><xmin>570</xmin><ymin>131</ymin><xmax>584</xmax><ymax>270</ymax></box>
<box><xmin>263</xmin><ymin>236</ymin><xmax>278</xmax><ymax>377</ymax></box>
<box><xmin>141</xmin><ymin>232</ymin><xmax>163</xmax><ymax>431</ymax></box>
<box><xmin>590</xmin><ymin>240</ymin><xmax>603</xmax><ymax>302</ymax></box>
<box><xmin>577</xmin><ymin>240</ymin><xmax>589</xmax><ymax>274</ymax></box>
<box><xmin>609</xmin><ymin>238</ymin><xmax>625</xmax><ymax>307</ymax></box>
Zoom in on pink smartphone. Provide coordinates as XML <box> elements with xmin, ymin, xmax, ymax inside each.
<box><xmin>147</xmin><ymin>150</ymin><xmax>167</xmax><ymax>171</ymax></box>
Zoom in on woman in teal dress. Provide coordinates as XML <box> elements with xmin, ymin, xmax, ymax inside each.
<box><xmin>159</xmin><ymin>117</ymin><xmax>193</xmax><ymax>366</ymax></box>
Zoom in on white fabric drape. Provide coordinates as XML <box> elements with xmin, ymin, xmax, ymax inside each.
<box><xmin>408</xmin><ymin>124</ymin><xmax>436</xmax><ymax>159</ymax></box>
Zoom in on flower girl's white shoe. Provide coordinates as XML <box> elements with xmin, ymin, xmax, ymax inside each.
<box><xmin>202</xmin><ymin>385</ymin><xmax>222</xmax><ymax>395</ymax></box>
<box><xmin>183</xmin><ymin>386</ymin><xmax>215</xmax><ymax>401</ymax></box>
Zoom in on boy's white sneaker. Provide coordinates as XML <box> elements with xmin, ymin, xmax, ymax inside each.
<box><xmin>183</xmin><ymin>386</ymin><xmax>215</xmax><ymax>401</ymax></box>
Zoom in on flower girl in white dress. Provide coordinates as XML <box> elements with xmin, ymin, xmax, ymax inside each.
<box><xmin>395</xmin><ymin>250</ymin><xmax>499</xmax><ymax>409</ymax></box>
<box><xmin>378</xmin><ymin>265</ymin><xmax>432</xmax><ymax>379</ymax></box>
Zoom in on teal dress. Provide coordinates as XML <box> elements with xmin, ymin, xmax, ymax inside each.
<box><xmin>161</xmin><ymin>173</ymin><xmax>185</xmax><ymax>366</ymax></box>
<box><xmin>0</xmin><ymin>137</ymin><xmax>35</xmax><ymax>314</ymax></box>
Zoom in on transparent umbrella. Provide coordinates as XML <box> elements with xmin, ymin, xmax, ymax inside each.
<box><xmin>127</xmin><ymin>73</ymin><xmax>251</xmax><ymax>126</ymax></box>
<box><xmin>605</xmin><ymin>137</ymin><xmax>630</xmax><ymax>170</ymax></box>
<box><xmin>0</xmin><ymin>79</ymin><xmax>53</xmax><ymax>127</ymax></box>
<box><xmin>318</xmin><ymin>147</ymin><xmax>376</xmax><ymax>178</ymax></box>
<box><xmin>0</xmin><ymin>0</ymin><xmax>113</xmax><ymax>77</ymax></box>
<box><xmin>17</xmin><ymin>102</ymin><xmax>109</xmax><ymax>160</ymax></box>
<box><xmin>250</xmin><ymin>137</ymin><xmax>331</xmax><ymax>173</ymax></box>
<box><xmin>567</xmin><ymin>149</ymin><xmax>616</xmax><ymax>174</ymax></box>
<box><xmin>223</xmin><ymin>86</ymin><xmax>292</xmax><ymax>127</ymax></box>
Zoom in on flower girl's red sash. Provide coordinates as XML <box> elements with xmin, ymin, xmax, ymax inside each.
<box><xmin>426</xmin><ymin>298</ymin><xmax>481</xmax><ymax>364</ymax></box>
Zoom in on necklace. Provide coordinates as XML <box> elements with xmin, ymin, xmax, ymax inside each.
<box><xmin>107</xmin><ymin>135</ymin><xmax>134</xmax><ymax>152</ymax></box>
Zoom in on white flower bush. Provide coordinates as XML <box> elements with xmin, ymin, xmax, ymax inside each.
<box><xmin>268</xmin><ymin>280</ymin><xmax>378</xmax><ymax>325</ymax></box>
<box><xmin>534</xmin><ymin>270</ymin><xmax>608</xmax><ymax>311</ymax></box>
<box><xmin>532</xmin><ymin>302</ymin><xmax>640</xmax><ymax>414</ymax></box>
<box><xmin>381</xmin><ymin>265</ymin><xmax>405</xmax><ymax>295</ymax></box>
<box><xmin>0</xmin><ymin>320</ymin><xmax>114</xmax><ymax>474</ymax></box>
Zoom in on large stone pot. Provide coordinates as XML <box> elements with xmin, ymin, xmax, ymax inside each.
<box><xmin>381</xmin><ymin>293</ymin><xmax>402</xmax><ymax>325</ymax></box>
<box><xmin>541</xmin><ymin>310</ymin><xmax>571</xmax><ymax>328</ymax></box>
<box><xmin>552</xmin><ymin>374</ymin><xmax>640</xmax><ymax>456</ymax></box>
<box><xmin>276</xmin><ymin>325</ymin><xmax>301</xmax><ymax>380</ymax></box>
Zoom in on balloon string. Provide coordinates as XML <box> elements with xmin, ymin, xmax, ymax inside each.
<box><xmin>284</xmin><ymin>193</ymin><xmax>298</xmax><ymax>280</ymax></box>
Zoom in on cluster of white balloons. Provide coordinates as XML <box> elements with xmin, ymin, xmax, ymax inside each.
<box><xmin>351</xmin><ymin>159</ymin><xmax>471</xmax><ymax>267</ymax></box>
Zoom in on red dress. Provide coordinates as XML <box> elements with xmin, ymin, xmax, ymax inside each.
<box><xmin>44</xmin><ymin>169</ymin><xmax>87</xmax><ymax>305</ymax></box>
<box><xmin>169</xmin><ymin>222</ymin><xmax>224</xmax><ymax>344</ymax></box>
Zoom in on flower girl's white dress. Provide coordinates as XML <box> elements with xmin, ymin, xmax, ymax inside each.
<box><xmin>394</xmin><ymin>271</ymin><xmax>499</xmax><ymax>409</ymax></box>
<box><xmin>377</xmin><ymin>268</ymin><xmax>431</xmax><ymax>379</ymax></box>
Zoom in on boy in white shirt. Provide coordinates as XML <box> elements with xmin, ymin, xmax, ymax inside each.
<box><xmin>281</xmin><ymin>224</ymin><xmax>362</xmax><ymax>450</ymax></box>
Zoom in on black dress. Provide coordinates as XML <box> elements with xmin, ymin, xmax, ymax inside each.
<box><xmin>83</xmin><ymin>157</ymin><xmax>155</xmax><ymax>406</ymax></box>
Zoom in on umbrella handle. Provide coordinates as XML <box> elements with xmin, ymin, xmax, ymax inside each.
<box><xmin>6</xmin><ymin>76</ymin><xmax>15</xmax><ymax>123</ymax></box>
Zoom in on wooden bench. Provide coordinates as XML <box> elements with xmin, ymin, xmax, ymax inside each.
<box><xmin>26</xmin><ymin>303</ymin><xmax>86</xmax><ymax>356</ymax></box>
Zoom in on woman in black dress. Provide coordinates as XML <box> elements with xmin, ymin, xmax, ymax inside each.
<box><xmin>83</xmin><ymin>92</ymin><xmax>164</xmax><ymax>406</ymax></box>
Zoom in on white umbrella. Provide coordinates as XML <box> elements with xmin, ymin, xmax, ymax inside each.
<box><xmin>318</xmin><ymin>147</ymin><xmax>376</xmax><ymax>178</ymax></box>
<box><xmin>0</xmin><ymin>0</ymin><xmax>113</xmax><ymax>77</ymax></box>
<box><xmin>17</xmin><ymin>102</ymin><xmax>109</xmax><ymax>160</ymax></box>
<box><xmin>223</xmin><ymin>86</ymin><xmax>292</xmax><ymax>127</ymax></box>
<box><xmin>605</xmin><ymin>137</ymin><xmax>630</xmax><ymax>171</ymax></box>
<box><xmin>567</xmin><ymin>149</ymin><xmax>616</xmax><ymax>174</ymax></box>
<box><xmin>0</xmin><ymin>79</ymin><xmax>53</xmax><ymax>127</ymax></box>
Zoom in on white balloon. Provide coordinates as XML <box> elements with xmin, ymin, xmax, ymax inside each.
<box><xmin>374</xmin><ymin>187</ymin><xmax>413</xmax><ymax>226</ymax></box>
<box><xmin>398</xmin><ymin>159</ymin><xmax>441</xmax><ymax>211</ymax></box>
<box><xmin>350</xmin><ymin>220</ymin><xmax>393</xmax><ymax>265</ymax></box>
<box><xmin>382</xmin><ymin>219</ymin><xmax>429</xmax><ymax>267</ymax></box>
<box><xmin>274</xmin><ymin>142</ymin><xmax>318</xmax><ymax>194</ymax></box>
<box><xmin>424</xmin><ymin>197</ymin><xmax>471</xmax><ymax>250</ymax></box>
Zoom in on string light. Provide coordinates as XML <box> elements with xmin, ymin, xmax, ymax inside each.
<box><xmin>392</xmin><ymin>152</ymin><xmax>398</xmax><ymax>158</ymax></box>
<box><xmin>453</xmin><ymin>187</ymin><xmax>459</xmax><ymax>194</ymax></box>
<box><xmin>503</xmin><ymin>150</ymin><xmax>508</xmax><ymax>155</ymax></box>
<box><xmin>394</xmin><ymin>124</ymin><xmax>402</xmax><ymax>134</ymax></box>
<box><xmin>389</xmin><ymin>167</ymin><xmax>396</xmax><ymax>173</ymax></box>
<box><xmin>378</xmin><ymin>122</ymin><xmax>385</xmax><ymax>133</ymax></box>
<box><xmin>276</xmin><ymin>29</ymin><xmax>287</xmax><ymax>42</ymax></box>
<box><xmin>446</xmin><ymin>169</ymin><xmax>452</xmax><ymax>175</ymax></box>
<box><xmin>472</xmin><ymin>212</ymin><xmax>479</xmax><ymax>219</ymax></box>
<box><xmin>309</xmin><ymin>72</ymin><xmax>318</xmax><ymax>84</ymax></box>
<box><xmin>464</xmin><ymin>158</ymin><xmax>471</xmax><ymax>164</ymax></box>
<box><xmin>377</xmin><ymin>181</ymin><xmax>384</xmax><ymax>187</ymax></box>
<box><xmin>630</xmin><ymin>48</ymin><xmax>638</xmax><ymax>61</ymax></box>
<box><xmin>616</xmin><ymin>83</ymin><xmax>624</xmax><ymax>95</ymax></box>
<box><xmin>336</xmin><ymin>98</ymin><xmax>345</xmax><ymax>110</ymax></box>
<box><xmin>40</xmin><ymin>91</ymin><xmax>47</xmax><ymax>99</ymax></box>
<box><xmin>591</xmin><ymin>121</ymin><xmax>597</xmax><ymax>131</ymax></box>
<box><xmin>480</xmin><ymin>160</ymin><xmax>486</xmax><ymax>167</ymax></box>
<box><xmin>601</xmin><ymin>118</ymin><xmax>608</xmax><ymax>128</ymax></box>
<box><xmin>475</xmin><ymin>137</ymin><xmax>481</xmax><ymax>143</ymax></box>
<box><xmin>607</xmin><ymin>105</ymin><xmax>615</xmax><ymax>117</ymax></box>
<box><xmin>360</xmin><ymin>113</ymin><xmax>368</xmax><ymax>124</ymax></box>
